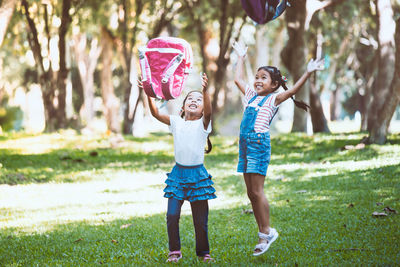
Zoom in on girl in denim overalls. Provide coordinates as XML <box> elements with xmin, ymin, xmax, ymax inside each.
<box><xmin>232</xmin><ymin>42</ymin><xmax>324</xmax><ymax>256</ymax></box>
<box><xmin>142</xmin><ymin>73</ymin><xmax>216</xmax><ymax>263</ymax></box>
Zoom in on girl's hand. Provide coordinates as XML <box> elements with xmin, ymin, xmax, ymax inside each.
<box><xmin>137</xmin><ymin>79</ymin><xmax>143</xmax><ymax>89</ymax></box>
<box><xmin>232</xmin><ymin>41</ymin><xmax>248</xmax><ymax>57</ymax></box>
<box><xmin>201</xmin><ymin>73</ymin><xmax>208</xmax><ymax>91</ymax></box>
<box><xmin>307</xmin><ymin>58</ymin><xmax>325</xmax><ymax>73</ymax></box>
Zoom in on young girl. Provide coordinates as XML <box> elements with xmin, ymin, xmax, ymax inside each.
<box><xmin>141</xmin><ymin>73</ymin><xmax>216</xmax><ymax>263</ymax></box>
<box><xmin>232</xmin><ymin>41</ymin><xmax>324</xmax><ymax>256</ymax></box>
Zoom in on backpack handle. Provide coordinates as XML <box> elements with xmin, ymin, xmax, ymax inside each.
<box><xmin>139</xmin><ymin>48</ymin><xmax>158</xmax><ymax>98</ymax></box>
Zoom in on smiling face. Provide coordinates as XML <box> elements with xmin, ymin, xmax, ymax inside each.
<box><xmin>183</xmin><ymin>91</ymin><xmax>204</xmax><ymax>120</ymax></box>
<box><xmin>253</xmin><ymin>69</ymin><xmax>278</xmax><ymax>96</ymax></box>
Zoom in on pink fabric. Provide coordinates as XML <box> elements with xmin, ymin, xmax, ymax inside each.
<box><xmin>140</xmin><ymin>37</ymin><xmax>193</xmax><ymax>100</ymax></box>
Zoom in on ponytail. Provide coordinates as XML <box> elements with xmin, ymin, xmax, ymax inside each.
<box><xmin>279</xmin><ymin>76</ymin><xmax>310</xmax><ymax>111</ymax></box>
<box><xmin>205</xmin><ymin>136</ymin><xmax>212</xmax><ymax>154</ymax></box>
<box><xmin>258</xmin><ymin>66</ymin><xmax>310</xmax><ymax>112</ymax></box>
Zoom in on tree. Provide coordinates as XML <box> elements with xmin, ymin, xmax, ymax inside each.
<box><xmin>116</xmin><ymin>0</ymin><xmax>182</xmax><ymax>134</ymax></box>
<box><xmin>72</xmin><ymin>32</ymin><xmax>101</xmax><ymax>126</ymax></box>
<box><xmin>181</xmin><ymin>0</ymin><xmax>246</xmax><ymax>131</ymax></box>
<box><xmin>366</xmin><ymin>0</ymin><xmax>400</xmax><ymax>144</ymax></box>
<box><xmin>21</xmin><ymin>0</ymin><xmax>72</xmax><ymax>130</ymax></box>
<box><xmin>282</xmin><ymin>0</ymin><xmax>345</xmax><ymax>132</ymax></box>
<box><xmin>100</xmin><ymin>27</ymin><xmax>120</xmax><ymax>133</ymax></box>
<box><xmin>281</xmin><ymin>0</ymin><xmax>308</xmax><ymax>132</ymax></box>
<box><xmin>0</xmin><ymin>0</ymin><xmax>18</xmax><ymax>47</ymax></box>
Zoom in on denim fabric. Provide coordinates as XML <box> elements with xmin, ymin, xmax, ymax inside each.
<box><xmin>237</xmin><ymin>94</ymin><xmax>273</xmax><ymax>176</ymax></box>
<box><xmin>166</xmin><ymin>198</ymin><xmax>210</xmax><ymax>256</ymax></box>
<box><xmin>237</xmin><ymin>132</ymin><xmax>271</xmax><ymax>175</ymax></box>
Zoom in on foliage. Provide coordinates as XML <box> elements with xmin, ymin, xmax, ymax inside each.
<box><xmin>0</xmin><ymin>131</ymin><xmax>399</xmax><ymax>265</ymax></box>
<box><xmin>0</xmin><ymin>106</ymin><xmax>23</xmax><ymax>132</ymax></box>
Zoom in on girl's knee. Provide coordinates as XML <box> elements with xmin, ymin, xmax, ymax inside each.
<box><xmin>247</xmin><ymin>189</ymin><xmax>264</xmax><ymax>202</ymax></box>
<box><xmin>167</xmin><ymin>212</ymin><xmax>180</xmax><ymax>223</ymax></box>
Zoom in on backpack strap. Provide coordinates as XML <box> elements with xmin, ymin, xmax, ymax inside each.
<box><xmin>270</xmin><ymin>0</ymin><xmax>289</xmax><ymax>21</ymax></box>
<box><xmin>161</xmin><ymin>53</ymin><xmax>184</xmax><ymax>100</ymax></box>
<box><xmin>139</xmin><ymin>48</ymin><xmax>158</xmax><ymax>98</ymax></box>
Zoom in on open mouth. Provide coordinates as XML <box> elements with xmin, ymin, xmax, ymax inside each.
<box><xmin>189</xmin><ymin>104</ymin><xmax>197</xmax><ymax>109</ymax></box>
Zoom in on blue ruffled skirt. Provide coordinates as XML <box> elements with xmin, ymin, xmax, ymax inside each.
<box><xmin>163</xmin><ymin>163</ymin><xmax>217</xmax><ymax>202</ymax></box>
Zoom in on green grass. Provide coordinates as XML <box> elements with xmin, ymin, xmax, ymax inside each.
<box><xmin>0</xmin><ymin>131</ymin><xmax>399</xmax><ymax>266</ymax></box>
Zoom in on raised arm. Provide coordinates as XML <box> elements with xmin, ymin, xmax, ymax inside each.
<box><xmin>275</xmin><ymin>58</ymin><xmax>325</xmax><ymax>106</ymax></box>
<box><xmin>232</xmin><ymin>42</ymin><xmax>248</xmax><ymax>95</ymax></box>
<box><xmin>147</xmin><ymin>96</ymin><xmax>170</xmax><ymax>125</ymax></box>
<box><xmin>201</xmin><ymin>73</ymin><xmax>212</xmax><ymax>130</ymax></box>
<box><xmin>138</xmin><ymin>80</ymin><xmax>170</xmax><ymax>125</ymax></box>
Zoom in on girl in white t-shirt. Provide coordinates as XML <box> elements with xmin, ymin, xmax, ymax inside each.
<box><xmin>143</xmin><ymin>73</ymin><xmax>216</xmax><ymax>263</ymax></box>
<box><xmin>232</xmin><ymin>42</ymin><xmax>325</xmax><ymax>256</ymax></box>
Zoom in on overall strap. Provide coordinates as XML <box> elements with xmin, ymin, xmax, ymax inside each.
<box><xmin>248</xmin><ymin>94</ymin><xmax>258</xmax><ymax>104</ymax></box>
<box><xmin>269</xmin><ymin>107</ymin><xmax>279</xmax><ymax>125</ymax></box>
<box><xmin>258</xmin><ymin>94</ymin><xmax>273</xmax><ymax>107</ymax></box>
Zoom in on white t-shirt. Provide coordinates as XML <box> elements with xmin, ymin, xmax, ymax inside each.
<box><xmin>169</xmin><ymin>115</ymin><xmax>212</xmax><ymax>166</ymax></box>
<box><xmin>243</xmin><ymin>86</ymin><xmax>280</xmax><ymax>133</ymax></box>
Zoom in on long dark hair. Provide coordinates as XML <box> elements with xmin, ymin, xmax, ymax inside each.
<box><xmin>180</xmin><ymin>90</ymin><xmax>213</xmax><ymax>153</ymax></box>
<box><xmin>258</xmin><ymin>66</ymin><xmax>310</xmax><ymax>111</ymax></box>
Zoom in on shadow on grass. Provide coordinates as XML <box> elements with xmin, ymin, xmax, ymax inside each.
<box><xmin>0</xmin><ymin>149</ymin><xmax>174</xmax><ymax>185</ymax></box>
<box><xmin>1</xmin><ymin>189</ymin><xmax>399</xmax><ymax>266</ymax></box>
<box><xmin>0</xmin><ymin>132</ymin><xmax>396</xmax><ymax>187</ymax></box>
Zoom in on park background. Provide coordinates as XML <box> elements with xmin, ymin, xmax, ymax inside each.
<box><xmin>0</xmin><ymin>0</ymin><xmax>399</xmax><ymax>265</ymax></box>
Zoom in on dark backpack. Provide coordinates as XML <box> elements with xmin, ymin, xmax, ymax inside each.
<box><xmin>241</xmin><ymin>0</ymin><xmax>290</xmax><ymax>25</ymax></box>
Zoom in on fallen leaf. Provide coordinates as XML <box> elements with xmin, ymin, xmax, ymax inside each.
<box><xmin>343</xmin><ymin>145</ymin><xmax>355</xmax><ymax>150</ymax></box>
<box><xmin>295</xmin><ymin>190</ymin><xmax>307</xmax><ymax>194</ymax></box>
<box><xmin>348</xmin><ymin>203</ymin><xmax>354</xmax><ymax>208</ymax></box>
<box><xmin>120</xmin><ymin>223</ymin><xmax>132</xmax><ymax>229</ymax></box>
<box><xmin>355</xmin><ymin>143</ymin><xmax>365</xmax><ymax>150</ymax></box>
<box><xmin>111</xmin><ymin>239</ymin><xmax>118</xmax><ymax>244</ymax></box>
<box><xmin>343</xmin><ymin>143</ymin><xmax>365</xmax><ymax>150</ymax></box>
<box><xmin>89</xmin><ymin>151</ymin><xmax>98</xmax><ymax>157</ymax></box>
<box><xmin>73</xmin><ymin>238</ymin><xmax>83</xmax><ymax>243</ymax></box>
<box><xmin>384</xmin><ymin>206</ymin><xmax>397</xmax><ymax>214</ymax></box>
<box><xmin>372</xmin><ymin>211</ymin><xmax>387</xmax><ymax>217</ymax></box>
<box><xmin>286</xmin><ymin>199</ymin><xmax>290</xmax><ymax>203</ymax></box>
<box><xmin>376</xmin><ymin>202</ymin><xmax>384</xmax><ymax>206</ymax></box>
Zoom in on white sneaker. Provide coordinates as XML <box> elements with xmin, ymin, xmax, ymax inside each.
<box><xmin>253</xmin><ymin>228</ymin><xmax>279</xmax><ymax>256</ymax></box>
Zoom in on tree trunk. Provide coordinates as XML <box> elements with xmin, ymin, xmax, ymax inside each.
<box><xmin>0</xmin><ymin>0</ymin><xmax>17</xmax><ymax>47</ymax></box>
<box><xmin>73</xmin><ymin>33</ymin><xmax>101</xmax><ymax>125</ymax></box>
<box><xmin>255</xmin><ymin>27</ymin><xmax>269</xmax><ymax>68</ymax></box>
<box><xmin>272</xmin><ymin>24</ymin><xmax>285</xmax><ymax>67</ymax></box>
<box><xmin>281</xmin><ymin>0</ymin><xmax>308</xmax><ymax>132</ymax></box>
<box><xmin>329</xmin><ymin>88</ymin><xmax>341</xmax><ymax>121</ymax></box>
<box><xmin>366</xmin><ymin>0</ymin><xmax>396</xmax><ymax>133</ymax></box>
<box><xmin>368</xmin><ymin>17</ymin><xmax>400</xmax><ymax>144</ymax></box>
<box><xmin>22</xmin><ymin>0</ymin><xmax>56</xmax><ymax>131</ymax></box>
<box><xmin>310</xmin><ymin>72</ymin><xmax>330</xmax><ymax>132</ymax></box>
<box><xmin>55</xmin><ymin>0</ymin><xmax>72</xmax><ymax>129</ymax></box>
<box><xmin>100</xmin><ymin>27</ymin><xmax>120</xmax><ymax>133</ymax></box>
<box><xmin>309</xmin><ymin>31</ymin><xmax>330</xmax><ymax>133</ymax></box>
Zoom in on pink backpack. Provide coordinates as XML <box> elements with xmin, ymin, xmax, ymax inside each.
<box><xmin>138</xmin><ymin>37</ymin><xmax>193</xmax><ymax>100</ymax></box>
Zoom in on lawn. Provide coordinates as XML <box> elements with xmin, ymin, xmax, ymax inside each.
<box><xmin>0</xmin><ymin>130</ymin><xmax>399</xmax><ymax>266</ymax></box>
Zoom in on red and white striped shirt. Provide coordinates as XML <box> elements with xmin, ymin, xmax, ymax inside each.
<box><xmin>243</xmin><ymin>86</ymin><xmax>280</xmax><ymax>133</ymax></box>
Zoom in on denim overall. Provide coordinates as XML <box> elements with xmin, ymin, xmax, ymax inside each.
<box><xmin>237</xmin><ymin>94</ymin><xmax>277</xmax><ymax>176</ymax></box>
